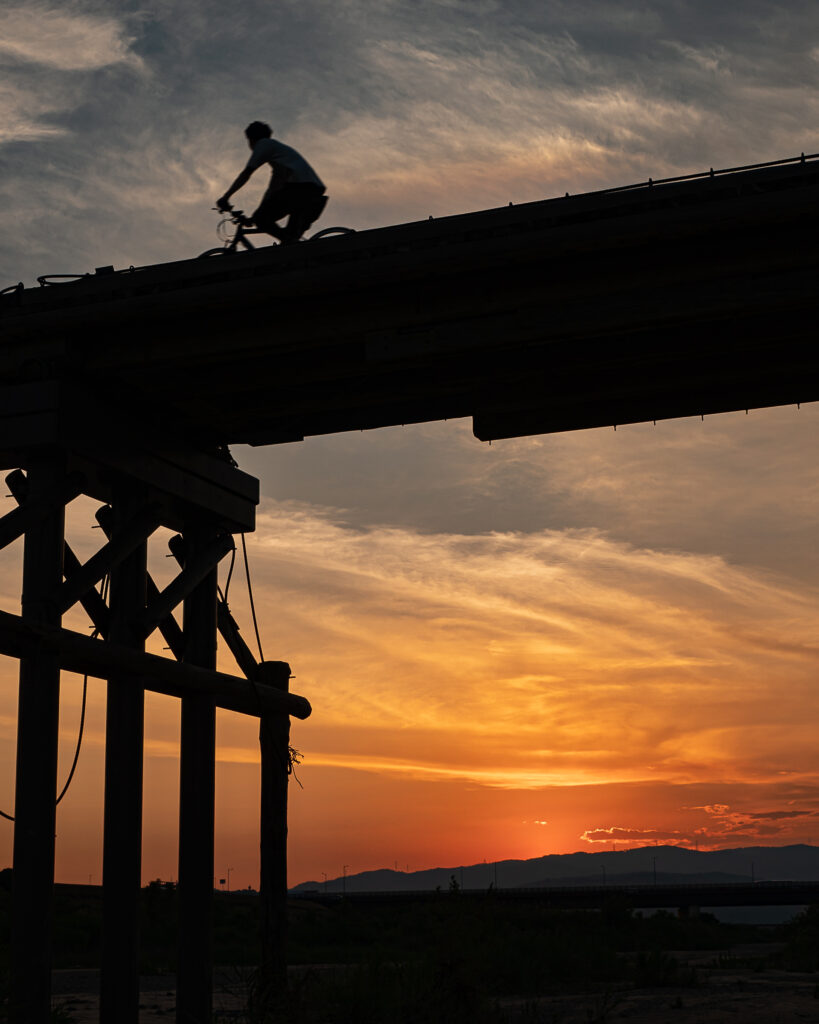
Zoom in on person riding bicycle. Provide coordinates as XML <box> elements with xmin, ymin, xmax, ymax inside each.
<box><xmin>216</xmin><ymin>121</ymin><xmax>326</xmax><ymax>244</ymax></box>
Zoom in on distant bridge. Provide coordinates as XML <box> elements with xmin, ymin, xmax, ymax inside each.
<box><xmin>294</xmin><ymin>881</ymin><xmax>819</xmax><ymax>913</ymax></box>
<box><xmin>2</xmin><ymin>152</ymin><xmax>818</xmax><ymax>451</ymax></box>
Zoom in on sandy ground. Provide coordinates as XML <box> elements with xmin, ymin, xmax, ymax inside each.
<box><xmin>51</xmin><ymin>948</ymin><xmax>819</xmax><ymax>1023</ymax></box>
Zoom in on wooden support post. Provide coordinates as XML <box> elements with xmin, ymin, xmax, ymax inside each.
<box><xmin>10</xmin><ymin>454</ymin><xmax>65</xmax><ymax>1024</ymax></box>
<box><xmin>258</xmin><ymin>661</ymin><xmax>292</xmax><ymax>1015</ymax></box>
<box><xmin>177</xmin><ymin>526</ymin><xmax>218</xmax><ymax>1024</ymax></box>
<box><xmin>100</xmin><ymin>485</ymin><xmax>148</xmax><ymax>1024</ymax></box>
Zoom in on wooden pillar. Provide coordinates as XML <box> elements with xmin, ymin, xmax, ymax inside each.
<box><xmin>101</xmin><ymin>485</ymin><xmax>148</xmax><ymax>1023</ymax></box>
<box><xmin>176</xmin><ymin>526</ymin><xmax>218</xmax><ymax>1024</ymax></box>
<box><xmin>258</xmin><ymin>660</ymin><xmax>292</xmax><ymax>1013</ymax></box>
<box><xmin>10</xmin><ymin>455</ymin><xmax>65</xmax><ymax>1024</ymax></box>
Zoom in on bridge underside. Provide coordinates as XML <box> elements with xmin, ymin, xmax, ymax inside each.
<box><xmin>2</xmin><ymin>156</ymin><xmax>818</xmax><ymax>448</ymax></box>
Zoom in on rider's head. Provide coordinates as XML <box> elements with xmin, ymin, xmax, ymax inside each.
<box><xmin>245</xmin><ymin>121</ymin><xmax>272</xmax><ymax>147</ymax></box>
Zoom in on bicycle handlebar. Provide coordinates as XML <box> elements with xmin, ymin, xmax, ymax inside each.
<box><xmin>213</xmin><ymin>204</ymin><xmax>253</xmax><ymax>227</ymax></box>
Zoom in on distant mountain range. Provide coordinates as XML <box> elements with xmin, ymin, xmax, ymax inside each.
<box><xmin>291</xmin><ymin>844</ymin><xmax>819</xmax><ymax>893</ymax></box>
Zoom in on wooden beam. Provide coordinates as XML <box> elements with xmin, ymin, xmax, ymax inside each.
<box><xmin>142</xmin><ymin>532</ymin><xmax>234</xmax><ymax>638</ymax></box>
<box><xmin>0</xmin><ymin>607</ymin><xmax>311</xmax><ymax>719</ymax></box>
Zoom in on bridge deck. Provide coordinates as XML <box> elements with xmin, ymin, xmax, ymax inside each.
<box><xmin>2</xmin><ymin>155</ymin><xmax>818</xmax><ymax>447</ymax></box>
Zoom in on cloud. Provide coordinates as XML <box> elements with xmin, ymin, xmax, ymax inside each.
<box><xmin>3</xmin><ymin>0</ymin><xmax>819</xmax><ymax>282</ymax></box>
<box><xmin>204</xmin><ymin>495</ymin><xmax>819</xmax><ymax>793</ymax></box>
<box><xmin>0</xmin><ymin>4</ymin><xmax>143</xmax><ymax>72</ymax></box>
<box><xmin>748</xmin><ymin>810</ymin><xmax>811</xmax><ymax>821</ymax></box>
<box><xmin>582</xmin><ymin>826</ymin><xmax>686</xmax><ymax>844</ymax></box>
<box><xmin>581</xmin><ymin>802</ymin><xmax>818</xmax><ymax>849</ymax></box>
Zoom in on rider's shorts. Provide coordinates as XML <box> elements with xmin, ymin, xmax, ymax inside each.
<box><xmin>253</xmin><ymin>183</ymin><xmax>326</xmax><ymax>238</ymax></box>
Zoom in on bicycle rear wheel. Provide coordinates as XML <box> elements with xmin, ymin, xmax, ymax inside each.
<box><xmin>309</xmin><ymin>226</ymin><xmax>356</xmax><ymax>241</ymax></box>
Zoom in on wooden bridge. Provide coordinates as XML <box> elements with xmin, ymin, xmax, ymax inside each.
<box><xmin>1</xmin><ymin>152</ymin><xmax>818</xmax><ymax>1023</ymax></box>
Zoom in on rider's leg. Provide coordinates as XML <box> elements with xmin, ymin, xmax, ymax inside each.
<box><xmin>252</xmin><ymin>186</ymin><xmax>294</xmax><ymax>240</ymax></box>
<box><xmin>280</xmin><ymin>186</ymin><xmax>327</xmax><ymax>241</ymax></box>
<box><xmin>253</xmin><ymin>184</ymin><xmax>327</xmax><ymax>243</ymax></box>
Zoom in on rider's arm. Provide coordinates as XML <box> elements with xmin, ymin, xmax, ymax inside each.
<box><xmin>218</xmin><ymin>166</ymin><xmax>254</xmax><ymax>207</ymax></box>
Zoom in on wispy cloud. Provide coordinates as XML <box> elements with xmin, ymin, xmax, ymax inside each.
<box><xmin>212</xmin><ymin>495</ymin><xmax>819</xmax><ymax>794</ymax></box>
<box><xmin>582</xmin><ymin>800</ymin><xmax>819</xmax><ymax>850</ymax></box>
<box><xmin>3</xmin><ymin>0</ymin><xmax>819</xmax><ymax>281</ymax></box>
<box><xmin>0</xmin><ymin>4</ymin><xmax>143</xmax><ymax>72</ymax></box>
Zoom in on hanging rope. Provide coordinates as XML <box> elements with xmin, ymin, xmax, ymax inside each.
<box><xmin>0</xmin><ymin>573</ymin><xmax>108</xmax><ymax>821</ymax></box>
<box><xmin>241</xmin><ymin>532</ymin><xmax>265</xmax><ymax>663</ymax></box>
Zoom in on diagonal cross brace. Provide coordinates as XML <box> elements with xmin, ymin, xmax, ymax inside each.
<box><xmin>95</xmin><ymin>503</ymin><xmax>184</xmax><ymax>658</ymax></box>
<box><xmin>56</xmin><ymin>503</ymin><xmax>162</xmax><ymax>616</ymax></box>
<box><xmin>143</xmin><ymin>532</ymin><xmax>235</xmax><ymax>640</ymax></box>
<box><xmin>168</xmin><ymin>533</ymin><xmax>259</xmax><ymax>681</ymax></box>
<box><xmin>5</xmin><ymin>470</ymin><xmax>110</xmax><ymax>638</ymax></box>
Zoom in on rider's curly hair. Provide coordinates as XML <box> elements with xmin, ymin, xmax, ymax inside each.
<box><xmin>245</xmin><ymin>121</ymin><xmax>272</xmax><ymax>143</ymax></box>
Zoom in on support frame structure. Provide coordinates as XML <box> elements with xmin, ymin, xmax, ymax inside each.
<box><xmin>1</xmin><ymin>386</ymin><xmax>309</xmax><ymax>1024</ymax></box>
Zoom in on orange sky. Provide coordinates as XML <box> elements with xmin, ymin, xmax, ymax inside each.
<box><xmin>0</xmin><ymin>407</ymin><xmax>817</xmax><ymax>887</ymax></box>
<box><xmin>2</xmin><ymin>0</ymin><xmax>819</xmax><ymax>889</ymax></box>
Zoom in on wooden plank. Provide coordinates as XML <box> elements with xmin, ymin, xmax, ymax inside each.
<box><xmin>0</xmin><ymin>607</ymin><xmax>311</xmax><ymax>719</ymax></box>
<box><xmin>85</xmin><ymin>447</ymin><xmax>257</xmax><ymax>532</ymax></box>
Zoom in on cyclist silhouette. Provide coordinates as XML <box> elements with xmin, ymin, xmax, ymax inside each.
<box><xmin>217</xmin><ymin>121</ymin><xmax>327</xmax><ymax>244</ymax></box>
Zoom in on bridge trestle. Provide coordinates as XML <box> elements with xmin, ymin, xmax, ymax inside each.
<box><xmin>0</xmin><ymin>384</ymin><xmax>308</xmax><ymax>1024</ymax></box>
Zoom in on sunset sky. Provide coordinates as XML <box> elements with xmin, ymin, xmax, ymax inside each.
<box><xmin>1</xmin><ymin>0</ymin><xmax>819</xmax><ymax>888</ymax></box>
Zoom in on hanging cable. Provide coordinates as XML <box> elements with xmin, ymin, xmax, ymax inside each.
<box><xmin>57</xmin><ymin>572</ymin><xmax>107</xmax><ymax>806</ymax></box>
<box><xmin>241</xmin><ymin>532</ymin><xmax>265</xmax><ymax>663</ymax></box>
<box><xmin>238</xmin><ymin>533</ymin><xmax>303</xmax><ymax>786</ymax></box>
<box><xmin>218</xmin><ymin>537</ymin><xmax>237</xmax><ymax>607</ymax></box>
<box><xmin>56</xmin><ymin>675</ymin><xmax>88</xmax><ymax>806</ymax></box>
<box><xmin>0</xmin><ymin>573</ymin><xmax>108</xmax><ymax>822</ymax></box>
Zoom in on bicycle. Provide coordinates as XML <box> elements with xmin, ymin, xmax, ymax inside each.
<box><xmin>198</xmin><ymin>203</ymin><xmax>355</xmax><ymax>257</ymax></box>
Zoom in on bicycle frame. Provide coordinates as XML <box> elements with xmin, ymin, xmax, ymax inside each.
<box><xmin>199</xmin><ymin>205</ymin><xmax>354</xmax><ymax>258</ymax></box>
<box><xmin>222</xmin><ymin>217</ymin><xmax>264</xmax><ymax>252</ymax></box>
